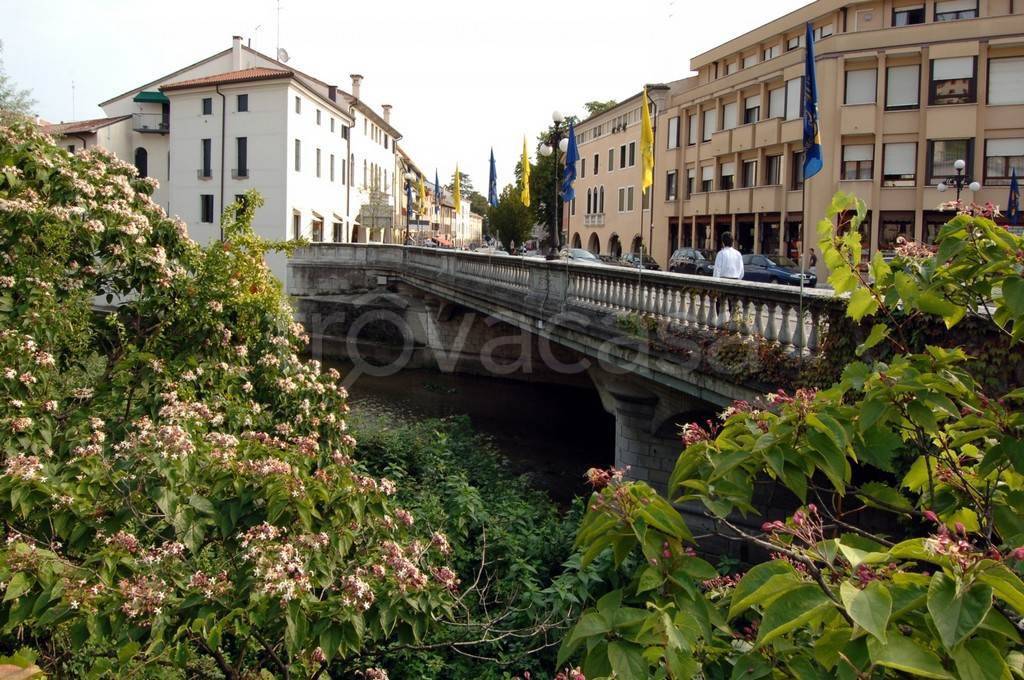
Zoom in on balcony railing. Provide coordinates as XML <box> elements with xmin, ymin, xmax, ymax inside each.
<box><xmin>197</xmin><ymin>169</ymin><xmax>212</xmax><ymax>180</ymax></box>
<box><xmin>232</xmin><ymin>168</ymin><xmax>249</xmax><ymax>179</ymax></box>
<box><xmin>132</xmin><ymin>113</ymin><xmax>169</xmax><ymax>134</ymax></box>
<box><xmin>584</xmin><ymin>213</ymin><xmax>605</xmax><ymax>226</ymax></box>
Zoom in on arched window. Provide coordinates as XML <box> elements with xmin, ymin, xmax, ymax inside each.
<box><xmin>587</xmin><ymin>188</ymin><xmax>592</xmax><ymax>214</ymax></box>
<box><xmin>599</xmin><ymin>186</ymin><xmax>605</xmax><ymax>213</ymax></box>
<box><xmin>588</xmin><ymin>232</ymin><xmax>600</xmax><ymax>255</ymax></box>
<box><xmin>134</xmin><ymin>147</ymin><xmax>148</xmax><ymax>179</ymax></box>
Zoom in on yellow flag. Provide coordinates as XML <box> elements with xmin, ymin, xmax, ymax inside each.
<box><xmin>520</xmin><ymin>137</ymin><xmax>531</xmax><ymax>207</ymax></box>
<box><xmin>640</xmin><ymin>87</ymin><xmax>654</xmax><ymax>193</ymax></box>
<box><xmin>454</xmin><ymin>165</ymin><xmax>461</xmax><ymax>213</ymax></box>
<box><xmin>417</xmin><ymin>176</ymin><xmax>427</xmax><ymax>213</ymax></box>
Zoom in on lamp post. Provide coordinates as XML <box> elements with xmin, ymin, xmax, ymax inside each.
<box><xmin>935</xmin><ymin>158</ymin><xmax>981</xmax><ymax>203</ymax></box>
<box><xmin>403</xmin><ymin>171</ymin><xmax>417</xmax><ymax>245</ymax></box>
<box><xmin>537</xmin><ymin>110</ymin><xmax>570</xmax><ymax>260</ymax></box>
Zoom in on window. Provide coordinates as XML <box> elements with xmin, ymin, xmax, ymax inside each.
<box><xmin>599</xmin><ymin>186</ymin><xmax>605</xmax><ymax>212</ymax></box>
<box><xmin>292</xmin><ymin>213</ymin><xmax>301</xmax><ymax>240</ymax></box>
<box><xmin>744</xmin><ymin>95</ymin><xmax>760</xmax><ymax>124</ymax></box>
<box><xmin>786</xmin><ymin>35</ymin><xmax>803</xmax><ymax>51</ymax></box>
<box><xmin>234</xmin><ymin>194</ymin><xmax>247</xmax><ymax>216</ymax></box>
<box><xmin>743</xmin><ymin>53</ymin><xmax>758</xmax><ymax>69</ymax></box>
<box><xmin>341</xmin><ymin>125</ymin><xmax>349</xmax><ymax>140</ymax></box>
<box><xmin>619</xmin><ymin>144</ymin><xmax>627</xmax><ymax>168</ymax></box>
<box><xmin>742</xmin><ymin>160</ymin><xmax>758</xmax><ymax>188</ymax></box>
<box><xmin>342</xmin><ymin>157</ymin><xmax>348</xmax><ymax>185</ymax></box>
<box><xmin>200</xmin><ymin>194</ymin><xmax>214</xmax><ymax>223</ymax></box>
<box><xmin>618</xmin><ymin>187</ymin><xmax>635</xmax><ymax>212</ymax></box>
<box><xmin>316</xmin><ymin>148</ymin><xmax>322</xmax><ymax>178</ymax></box>
<box><xmin>594</xmin><ymin>153</ymin><xmax>599</xmax><ymax>174</ymax></box>
<box><xmin>886</xmin><ymin>65</ymin><xmax>920</xmax><ymax>109</ymax></box>
<box><xmin>988</xmin><ymin>57</ymin><xmax>1024</xmax><ymax>105</ymax></box>
<box><xmin>201</xmin><ymin>138</ymin><xmax>212</xmax><ymax>178</ymax></box>
<box><xmin>642</xmin><ymin>187</ymin><xmax>651</xmax><ymax>210</ymax></box>
<box><xmin>237</xmin><ymin>94</ymin><xmax>248</xmax><ymax>112</ymax></box>
<box><xmin>893</xmin><ymin>3</ymin><xmax>925</xmax><ymax>25</ymax></box>
<box><xmin>930</xmin><ymin>57</ymin><xmax>976</xmax><ymax>105</ymax></box>
<box><xmin>202</xmin><ymin>97</ymin><xmax>212</xmax><ymax>115</ymax></box>
<box><xmin>628</xmin><ymin>142</ymin><xmax>636</xmax><ymax>167</ymax></box>
<box><xmin>723</xmin><ymin>102</ymin><xmax>738</xmax><ymax>129</ymax></box>
<box><xmin>792</xmin><ymin>151</ymin><xmax>805</xmax><ymax>190</ymax></box>
<box><xmin>985</xmin><ymin>138</ymin><xmax>1024</xmax><ymax>185</ymax></box>
<box><xmin>333</xmin><ymin>222</ymin><xmax>343</xmax><ymax>242</ymax></box>
<box><xmin>330</xmin><ymin>154</ymin><xmax>335</xmax><ymax>181</ymax></box>
<box><xmin>608</xmin><ymin>149</ymin><xmax>614</xmax><ymax>172</ymax></box>
<box><xmin>842</xmin><ymin>144</ymin><xmax>874</xmax><ymax>180</ymax></box>
<box><xmin>580</xmin><ymin>157</ymin><xmax>586</xmax><ymax>178</ymax></box>
<box><xmin>687</xmin><ymin>114</ymin><xmax>698</xmax><ymax>145</ymax></box>
<box><xmin>67</xmin><ymin>144</ymin><xmax>75</xmax><ymax>154</ymax></box>
<box><xmin>666</xmin><ymin>170</ymin><xmax>678</xmax><ymax>200</ymax></box>
<box><xmin>668</xmin><ymin>116</ymin><xmax>680</xmax><ymax>148</ymax></box>
<box><xmin>294</xmin><ymin>139</ymin><xmax>301</xmax><ymax>172</ymax></box>
<box><xmin>720</xmin><ymin>162</ymin><xmax>736</xmax><ymax>190</ymax></box>
<box><xmin>686</xmin><ymin>168</ymin><xmax>695</xmax><ymax>197</ymax></box>
<box><xmin>765</xmin><ymin>155</ymin><xmax>782</xmax><ymax>185</ymax></box>
<box><xmin>295</xmin><ymin>96</ymin><xmax>301</xmax><ymax>113</ymax></box>
<box><xmin>316</xmin><ymin>109</ymin><xmax>322</xmax><ymax>125</ymax></box>
<box><xmin>702</xmin><ymin>109</ymin><xmax>716</xmax><ymax>141</ymax></box>
<box><xmin>845</xmin><ymin>69</ymin><xmax>877</xmax><ymax>105</ymax></box>
<box><xmin>312</xmin><ymin>219</ymin><xmax>323</xmax><ymax>242</ymax></box>
<box><xmin>134</xmin><ymin>147</ymin><xmax>148</xmax><ymax>178</ymax></box>
<box><xmin>701</xmin><ymin>166</ymin><xmax>714</xmax><ymax>192</ymax></box>
<box><xmin>935</xmin><ymin>0</ymin><xmax>977</xmax><ymax>21</ymax></box>
<box><xmin>814</xmin><ymin>24</ymin><xmax>834</xmax><ymax>40</ymax></box>
<box><xmin>330</xmin><ymin>117</ymin><xmax>335</xmax><ymax>132</ymax></box>
<box><xmin>883</xmin><ymin>143</ymin><xmax>917</xmax><ymax>186</ymax></box>
<box><xmin>769</xmin><ymin>87</ymin><xmax>785</xmax><ymax>118</ymax></box>
<box><xmin>726</xmin><ymin>61</ymin><xmax>739</xmax><ymax>75</ymax></box>
<box><xmin>763</xmin><ymin>44</ymin><xmax>780</xmax><ymax>61</ymax></box>
<box><xmin>236</xmin><ymin>137</ymin><xmax>247</xmax><ymax>178</ymax></box>
<box><xmin>586</xmin><ymin>188</ymin><xmax>592</xmax><ymax>214</ymax></box>
<box><xmin>785</xmin><ymin>78</ymin><xmax>802</xmax><ymax>120</ymax></box>
<box><xmin>928</xmin><ymin>138</ymin><xmax>973</xmax><ymax>183</ymax></box>
<box><xmin>878</xmin><ymin>213</ymin><xmax>914</xmax><ymax>253</ymax></box>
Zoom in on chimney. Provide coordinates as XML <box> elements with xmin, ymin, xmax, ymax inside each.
<box><xmin>232</xmin><ymin>35</ymin><xmax>243</xmax><ymax>70</ymax></box>
<box><xmin>328</xmin><ymin>85</ymin><xmax>337</xmax><ymax>102</ymax></box>
<box><xmin>381</xmin><ymin>104</ymin><xmax>392</xmax><ymax>123</ymax></box>
<box><xmin>350</xmin><ymin>74</ymin><xmax>363</xmax><ymax>100</ymax></box>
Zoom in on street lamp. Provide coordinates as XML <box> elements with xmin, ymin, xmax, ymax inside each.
<box><xmin>538</xmin><ymin>110</ymin><xmax>568</xmax><ymax>260</ymax></box>
<box><xmin>403</xmin><ymin>171</ymin><xmax>417</xmax><ymax>245</ymax></box>
<box><xmin>936</xmin><ymin>158</ymin><xmax>981</xmax><ymax>202</ymax></box>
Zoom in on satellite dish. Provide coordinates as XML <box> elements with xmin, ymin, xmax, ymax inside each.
<box><xmin>277</xmin><ymin>48</ymin><xmax>290</xmax><ymax>63</ymax></box>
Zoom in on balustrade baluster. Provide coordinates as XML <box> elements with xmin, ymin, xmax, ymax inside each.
<box><xmin>778</xmin><ymin>304</ymin><xmax>793</xmax><ymax>348</ymax></box>
<box><xmin>808</xmin><ymin>308</ymin><xmax>821</xmax><ymax>352</ymax></box>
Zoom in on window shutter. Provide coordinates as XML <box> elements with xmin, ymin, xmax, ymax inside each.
<box><xmin>745</xmin><ymin>95</ymin><xmax>761</xmax><ymax>110</ymax></box>
<box><xmin>845</xmin><ymin>69</ymin><xmax>877</xmax><ymax>105</ymax></box>
<box><xmin>703</xmin><ymin>109</ymin><xmax>717</xmax><ymax>134</ymax></box>
<box><xmin>769</xmin><ymin>88</ymin><xmax>785</xmax><ymax>117</ymax></box>
<box><xmin>723</xmin><ymin>102</ymin><xmax>738</xmax><ymax>129</ymax></box>
<box><xmin>988</xmin><ymin>57</ymin><xmax>1024</xmax><ymax>105</ymax></box>
<box><xmin>987</xmin><ymin>138</ymin><xmax>1024</xmax><ymax>156</ymax></box>
<box><xmin>688</xmin><ymin>115</ymin><xmax>698</xmax><ymax>142</ymax></box>
<box><xmin>935</xmin><ymin>0</ymin><xmax>976</xmax><ymax>11</ymax></box>
<box><xmin>701</xmin><ymin>166</ymin><xmax>714</xmax><ymax>181</ymax></box>
<box><xmin>721</xmin><ymin>162</ymin><xmax>736</xmax><ymax>176</ymax></box>
<box><xmin>843</xmin><ymin>145</ymin><xmax>874</xmax><ymax>162</ymax></box>
<box><xmin>933</xmin><ymin>56</ymin><xmax>973</xmax><ymax>80</ymax></box>
<box><xmin>884</xmin><ymin>143</ymin><xmax>917</xmax><ymax>174</ymax></box>
<box><xmin>785</xmin><ymin>78</ymin><xmax>801</xmax><ymax>120</ymax></box>
<box><xmin>886</xmin><ymin>65</ymin><xmax>920</xmax><ymax>107</ymax></box>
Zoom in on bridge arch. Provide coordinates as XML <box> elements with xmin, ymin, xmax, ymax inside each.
<box><xmin>587</xmin><ymin>232</ymin><xmax>600</xmax><ymax>255</ymax></box>
<box><xmin>571</xmin><ymin>232</ymin><xmax>582</xmax><ymax>249</ymax></box>
<box><xmin>608</xmin><ymin>233</ymin><xmax>622</xmax><ymax>258</ymax></box>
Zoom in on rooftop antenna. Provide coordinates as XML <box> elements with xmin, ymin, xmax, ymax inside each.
<box><xmin>277</xmin><ymin>48</ymin><xmax>290</xmax><ymax>63</ymax></box>
<box><xmin>276</xmin><ymin>0</ymin><xmax>281</xmax><ymax>54</ymax></box>
<box><xmin>251</xmin><ymin>24</ymin><xmax>262</xmax><ymax>49</ymax></box>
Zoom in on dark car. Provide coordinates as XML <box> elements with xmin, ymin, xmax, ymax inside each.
<box><xmin>668</xmin><ymin>247</ymin><xmax>713</xmax><ymax>276</ymax></box>
<box><xmin>741</xmin><ymin>254</ymin><xmax>817</xmax><ymax>287</ymax></box>
<box><xmin>620</xmin><ymin>252</ymin><xmax>661</xmax><ymax>270</ymax></box>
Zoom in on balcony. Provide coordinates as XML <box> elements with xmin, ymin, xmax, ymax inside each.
<box><xmin>232</xmin><ymin>168</ymin><xmax>249</xmax><ymax>180</ymax></box>
<box><xmin>729</xmin><ymin>188</ymin><xmax>752</xmax><ymax>213</ymax></box>
<box><xmin>731</xmin><ymin>125</ymin><xmax>755</xmax><ymax>152</ymax></box>
<box><xmin>755</xmin><ymin>118</ymin><xmax>781</xmax><ymax>147</ymax></box>
<box><xmin>584</xmin><ymin>213</ymin><xmax>605</xmax><ymax>227</ymax></box>
<box><xmin>708</xmin><ymin>129</ymin><xmax>732</xmax><ymax>156</ymax></box>
<box><xmin>197</xmin><ymin>169</ymin><xmax>212</xmax><ymax>180</ymax></box>
<box><xmin>786</xmin><ymin>190</ymin><xmax>804</xmax><ymax>212</ymax></box>
<box><xmin>708</xmin><ymin>190</ymin><xmax>730</xmax><ymax>214</ymax></box>
<box><xmin>837</xmin><ymin>179</ymin><xmax>874</xmax><ymax>205</ymax></box>
<box><xmin>879</xmin><ymin>187</ymin><xmax>916</xmax><ymax>211</ymax></box>
<box><xmin>133</xmin><ymin>113</ymin><xmax>169</xmax><ymax>134</ymax></box>
<box><xmin>752</xmin><ymin>185</ymin><xmax>783</xmax><ymax>212</ymax></box>
<box><xmin>840</xmin><ymin>104</ymin><xmax>875</xmax><ymax>135</ymax></box>
<box><xmin>926</xmin><ymin>104</ymin><xmax>976</xmax><ymax>139</ymax></box>
<box><xmin>780</xmin><ymin>118</ymin><xmax>802</xmax><ymax>144</ymax></box>
<box><xmin>684</xmin><ymin>193</ymin><xmax>708</xmax><ymax>216</ymax></box>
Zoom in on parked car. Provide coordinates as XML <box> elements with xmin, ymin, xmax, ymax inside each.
<box><xmin>565</xmin><ymin>248</ymin><xmax>603</xmax><ymax>264</ymax></box>
<box><xmin>741</xmin><ymin>254</ymin><xmax>817</xmax><ymax>287</ymax></box>
<box><xmin>668</xmin><ymin>247</ymin><xmax>713</xmax><ymax>275</ymax></box>
<box><xmin>620</xmin><ymin>252</ymin><xmax>661</xmax><ymax>270</ymax></box>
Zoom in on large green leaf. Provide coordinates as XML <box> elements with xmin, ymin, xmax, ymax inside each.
<box><xmin>847</xmin><ymin>287</ymin><xmax>879</xmax><ymax>321</ymax></box>
<box><xmin>979</xmin><ymin>564</ymin><xmax>1024</xmax><ymax>615</ymax></box>
<box><xmin>755</xmin><ymin>584</ymin><xmax>833</xmax><ymax>647</ymax></box>
<box><xmin>927</xmin><ymin>572</ymin><xmax>992</xmax><ymax>651</ymax></box>
<box><xmin>867</xmin><ymin>634</ymin><xmax>953</xmax><ymax>679</ymax></box>
<box><xmin>607</xmin><ymin>640</ymin><xmax>648</xmax><ymax>680</ymax></box>
<box><xmin>839</xmin><ymin>580</ymin><xmax>891</xmax><ymax>643</ymax></box>
<box><xmin>856</xmin><ymin>323</ymin><xmax>890</xmax><ymax>356</ymax></box>
<box><xmin>952</xmin><ymin>638</ymin><xmax>1012</xmax><ymax>680</ymax></box>
<box><xmin>728</xmin><ymin>561</ymin><xmax>798</xmax><ymax>619</ymax></box>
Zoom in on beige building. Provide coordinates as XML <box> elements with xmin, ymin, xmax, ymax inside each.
<box><xmin>569</xmin><ymin>0</ymin><xmax>1024</xmax><ymax>270</ymax></box>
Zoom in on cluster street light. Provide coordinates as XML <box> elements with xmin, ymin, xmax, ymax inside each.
<box><xmin>403</xmin><ymin>171</ymin><xmax>417</xmax><ymax>245</ymax></box>
<box><xmin>538</xmin><ymin>110</ymin><xmax>570</xmax><ymax>260</ymax></box>
<box><xmin>936</xmin><ymin>158</ymin><xmax>981</xmax><ymax>202</ymax></box>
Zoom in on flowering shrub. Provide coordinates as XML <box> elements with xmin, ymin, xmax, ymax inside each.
<box><xmin>0</xmin><ymin>120</ymin><xmax>455</xmax><ymax>676</ymax></box>
<box><xmin>561</xmin><ymin>193</ymin><xmax>1024</xmax><ymax>678</ymax></box>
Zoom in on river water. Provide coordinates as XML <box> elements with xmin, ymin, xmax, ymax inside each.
<box><xmin>331</xmin><ymin>364</ymin><xmax>616</xmax><ymax>503</ymax></box>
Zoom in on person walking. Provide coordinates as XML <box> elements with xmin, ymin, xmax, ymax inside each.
<box><xmin>808</xmin><ymin>247</ymin><xmax>818</xmax><ymax>277</ymax></box>
<box><xmin>713</xmin><ymin>232</ymin><xmax>744</xmax><ymax>280</ymax></box>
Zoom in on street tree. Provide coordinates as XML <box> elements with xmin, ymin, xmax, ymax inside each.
<box><xmin>0</xmin><ymin>41</ymin><xmax>34</xmax><ymax>121</ymax></box>
<box><xmin>583</xmin><ymin>100</ymin><xmax>617</xmax><ymax>116</ymax></box>
<box><xmin>488</xmin><ymin>184</ymin><xmax>533</xmax><ymax>250</ymax></box>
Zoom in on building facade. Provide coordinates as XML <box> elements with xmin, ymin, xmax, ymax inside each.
<box><xmin>569</xmin><ymin>0</ymin><xmax>1024</xmax><ymax>270</ymax></box>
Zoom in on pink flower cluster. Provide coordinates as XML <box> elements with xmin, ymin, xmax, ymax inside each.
<box><xmin>188</xmin><ymin>570</ymin><xmax>232</xmax><ymax>599</ymax></box>
<box><xmin>340</xmin><ymin>574</ymin><xmax>375</xmax><ymax>611</ymax></box>
<box><xmin>3</xmin><ymin>453</ymin><xmax>43</xmax><ymax>481</ymax></box>
<box><xmin>380</xmin><ymin>541</ymin><xmax>427</xmax><ymax>592</ymax></box>
<box><xmin>118</xmin><ymin>575</ymin><xmax>169</xmax><ymax>619</ymax></box>
<box><xmin>762</xmin><ymin>504</ymin><xmax>824</xmax><ymax>548</ymax></box>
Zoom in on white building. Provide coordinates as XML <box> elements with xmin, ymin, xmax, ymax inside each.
<box><xmin>43</xmin><ymin>37</ymin><xmax>404</xmax><ymax>281</ymax></box>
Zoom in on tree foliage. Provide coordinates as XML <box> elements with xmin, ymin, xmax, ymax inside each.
<box><xmin>0</xmin><ymin>119</ymin><xmax>456</xmax><ymax>677</ymax></box>
<box><xmin>0</xmin><ymin>41</ymin><xmax>34</xmax><ymax>121</ymax></box>
<box><xmin>562</xmin><ymin>193</ymin><xmax>1024</xmax><ymax>679</ymax></box>
<box><xmin>488</xmin><ymin>184</ymin><xmax>533</xmax><ymax>250</ymax></box>
<box><xmin>583</xmin><ymin>101</ymin><xmax>617</xmax><ymax>117</ymax></box>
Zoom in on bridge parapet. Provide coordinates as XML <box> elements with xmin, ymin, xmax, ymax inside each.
<box><xmin>289</xmin><ymin>244</ymin><xmax>842</xmax><ymax>358</ymax></box>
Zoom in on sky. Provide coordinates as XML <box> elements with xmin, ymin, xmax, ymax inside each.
<box><xmin>2</xmin><ymin>0</ymin><xmax>810</xmax><ymax>194</ymax></box>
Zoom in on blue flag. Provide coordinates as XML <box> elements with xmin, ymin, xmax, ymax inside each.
<box><xmin>802</xmin><ymin>22</ymin><xmax>823</xmax><ymax>181</ymax></box>
<box><xmin>561</xmin><ymin>121</ymin><xmax>579</xmax><ymax>201</ymax></box>
<box><xmin>488</xmin><ymin>149</ymin><xmax>498</xmax><ymax>207</ymax></box>
<box><xmin>1009</xmin><ymin>168</ymin><xmax>1020</xmax><ymax>226</ymax></box>
<box><xmin>434</xmin><ymin>170</ymin><xmax>441</xmax><ymax>214</ymax></box>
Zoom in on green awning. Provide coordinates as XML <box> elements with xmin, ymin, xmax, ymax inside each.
<box><xmin>133</xmin><ymin>91</ymin><xmax>169</xmax><ymax>104</ymax></box>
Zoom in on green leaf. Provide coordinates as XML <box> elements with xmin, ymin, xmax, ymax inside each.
<box><xmin>839</xmin><ymin>581</ymin><xmax>891</xmax><ymax>643</ymax></box>
<box><xmin>117</xmin><ymin>641</ymin><xmax>140</xmax><ymax>665</ymax></box>
<box><xmin>857</xmin><ymin>427</ymin><xmax>902</xmax><ymax>473</ymax></box>
<box><xmin>952</xmin><ymin>638</ymin><xmax>1012</xmax><ymax>680</ymax></box>
<box><xmin>847</xmin><ymin>287</ymin><xmax>879</xmax><ymax>322</ymax></box>
<box><xmin>607</xmin><ymin>640</ymin><xmax>648</xmax><ymax>680</ymax></box>
<box><xmin>927</xmin><ymin>572</ymin><xmax>992</xmax><ymax>650</ymax></box>
<box><xmin>3</xmin><ymin>573</ymin><xmax>32</xmax><ymax>603</ymax></box>
<box><xmin>979</xmin><ymin>564</ymin><xmax>1024</xmax><ymax>615</ymax></box>
<box><xmin>637</xmin><ymin>566</ymin><xmax>662</xmax><ymax>594</ymax></box>
<box><xmin>856</xmin><ymin>323</ymin><xmax>890</xmax><ymax>356</ymax></box>
<box><xmin>730</xmin><ymin>653</ymin><xmax>773</xmax><ymax>679</ymax></box>
<box><xmin>728</xmin><ymin>561</ymin><xmax>798</xmax><ymax>619</ymax></box>
<box><xmin>1003</xmin><ymin>277</ymin><xmax>1024</xmax><ymax>317</ymax></box>
<box><xmin>867</xmin><ymin>634</ymin><xmax>953</xmax><ymax>679</ymax></box>
<box><xmin>755</xmin><ymin>584</ymin><xmax>833</xmax><ymax>647</ymax></box>
<box><xmin>637</xmin><ymin>495</ymin><xmax>692</xmax><ymax>543</ymax></box>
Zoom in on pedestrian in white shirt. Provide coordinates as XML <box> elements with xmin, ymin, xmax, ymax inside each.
<box><xmin>713</xmin><ymin>232</ymin><xmax>744</xmax><ymax>279</ymax></box>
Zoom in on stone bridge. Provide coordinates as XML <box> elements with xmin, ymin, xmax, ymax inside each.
<box><xmin>287</xmin><ymin>244</ymin><xmax>844</xmax><ymax>486</ymax></box>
